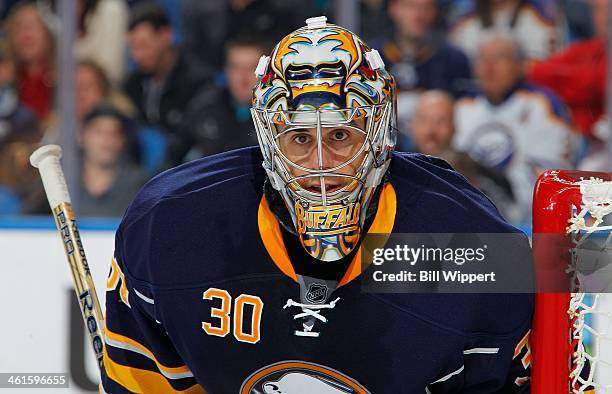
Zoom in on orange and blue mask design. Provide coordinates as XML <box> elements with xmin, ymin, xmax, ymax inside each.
<box><xmin>294</xmin><ymin>201</ymin><xmax>362</xmax><ymax>261</ymax></box>
<box><xmin>252</xmin><ymin>19</ymin><xmax>396</xmax><ymax>262</ymax></box>
<box><xmin>253</xmin><ymin>24</ymin><xmax>394</xmax><ymax>113</ymax></box>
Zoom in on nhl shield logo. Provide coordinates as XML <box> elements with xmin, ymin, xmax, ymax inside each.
<box><xmin>306</xmin><ymin>283</ymin><xmax>328</xmax><ymax>304</ymax></box>
<box><xmin>240</xmin><ymin>360</ymin><xmax>370</xmax><ymax>393</ymax></box>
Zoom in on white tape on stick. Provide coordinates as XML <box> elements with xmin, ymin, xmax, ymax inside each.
<box><xmin>30</xmin><ymin>145</ymin><xmax>71</xmax><ymax>208</ymax></box>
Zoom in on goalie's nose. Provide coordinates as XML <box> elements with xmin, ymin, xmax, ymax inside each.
<box><xmin>301</xmin><ymin>143</ymin><xmax>344</xmax><ymax>171</ymax></box>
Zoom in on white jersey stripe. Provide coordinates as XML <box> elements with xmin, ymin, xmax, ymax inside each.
<box><xmin>430</xmin><ymin>365</ymin><xmax>465</xmax><ymax>385</ymax></box>
<box><xmin>133</xmin><ymin>288</ymin><xmax>155</xmax><ymax>304</ymax></box>
<box><xmin>463</xmin><ymin>347</ymin><xmax>500</xmax><ymax>355</ymax></box>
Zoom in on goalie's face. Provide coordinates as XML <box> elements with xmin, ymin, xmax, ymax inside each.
<box><xmin>252</xmin><ymin>103</ymin><xmax>394</xmax><ymax>261</ymax></box>
<box><xmin>276</xmin><ymin>118</ymin><xmax>367</xmax><ymax>194</ymax></box>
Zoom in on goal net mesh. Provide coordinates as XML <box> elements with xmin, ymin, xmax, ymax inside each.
<box><xmin>566</xmin><ymin>177</ymin><xmax>612</xmax><ymax>393</ymax></box>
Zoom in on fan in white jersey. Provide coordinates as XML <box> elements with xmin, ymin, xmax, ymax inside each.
<box><xmin>451</xmin><ymin>0</ymin><xmax>564</xmax><ymax>61</ymax></box>
<box><xmin>453</xmin><ymin>32</ymin><xmax>575</xmax><ymax>223</ymax></box>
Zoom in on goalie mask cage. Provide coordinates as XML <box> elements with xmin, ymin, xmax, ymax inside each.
<box><xmin>532</xmin><ymin>170</ymin><xmax>612</xmax><ymax>393</ymax></box>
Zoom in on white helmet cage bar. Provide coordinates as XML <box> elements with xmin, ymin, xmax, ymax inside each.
<box><xmin>251</xmin><ymin>102</ymin><xmax>395</xmax><ymax>213</ymax></box>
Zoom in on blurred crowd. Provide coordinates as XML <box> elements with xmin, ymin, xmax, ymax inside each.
<box><xmin>0</xmin><ymin>0</ymin><xmax>608</xmax><ymax>225</ymax></box>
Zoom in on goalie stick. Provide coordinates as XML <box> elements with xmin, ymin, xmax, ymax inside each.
<box><xmin>30</xmin><ymin>144</ymin><xmax>105</xmax><ymax>371</ymax></box>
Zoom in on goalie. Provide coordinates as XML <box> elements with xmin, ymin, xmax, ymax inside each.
<box><xmin>101</xmin><ymin>17</ymin><xmax>533</xmax><ymax>393</ymax></box>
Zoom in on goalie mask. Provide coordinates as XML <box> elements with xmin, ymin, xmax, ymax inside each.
<box><xmin>251</xmin><ymin>16</ymin><xmax>397</xmax><ymax>262</ymax></box>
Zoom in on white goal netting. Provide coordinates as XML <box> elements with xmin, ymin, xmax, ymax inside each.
<box><xmin>566</xmin><ymin>178</ymin><xmax>612</xmax><ymax>393</ymax></box>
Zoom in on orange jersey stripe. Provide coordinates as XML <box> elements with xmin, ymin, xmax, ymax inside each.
<box><xmin>258</xmin><ymin>182</ymin><xmax>397</xmax><ymax>286</ymax></box>
<box><xmin>257</xmin><ymin>197</ymin><xmax>298</xmax><ymax>281</ymax></box>
<box><xmin>338</xmin><ymin>182</ymin><xmax>397</xmax><ymax>287</ymax></box>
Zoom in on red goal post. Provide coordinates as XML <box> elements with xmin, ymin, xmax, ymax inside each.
<box><xmin>532</xmin><ymin>170</ymin><xmax>612</xmax><ymax>393</ymax></box>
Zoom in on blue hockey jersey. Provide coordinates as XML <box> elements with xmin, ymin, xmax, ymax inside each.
<box><xmin>101</xmin><ymin>146</ymin><xmax>533</xmax><ymax>393</ymax></box>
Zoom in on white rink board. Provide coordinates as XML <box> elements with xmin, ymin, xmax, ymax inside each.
<box><xmin>0</xmin><ymin>229</ymin><xmax>112</xmax><ymax>393</ymax></box>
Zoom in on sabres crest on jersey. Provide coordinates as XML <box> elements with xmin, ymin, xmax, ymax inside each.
<box><xmin>241</xmin><ymin>361</ymin><xmax>370</xmax><ymax>394</ymax></box>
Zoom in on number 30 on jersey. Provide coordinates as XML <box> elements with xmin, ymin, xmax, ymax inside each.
<box><xmin>202</xmin><ymin>288</ymin><xmax>263</xmax><ymax>344</ymax></box>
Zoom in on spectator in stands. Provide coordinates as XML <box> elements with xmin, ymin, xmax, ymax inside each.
<box><xmin>0</xmin><ymin>39</ymin><xmax>44</xmax><ymax>215</ymax></box>
<box><xmin>372</xmin><ymin>0</ymin><xmax>471</xmax><ymax>147</ymax></box>
<box><xmin>124</xmin><ymin>2</ymin><xmax>209</xmax><ymax>167</ymax></box>
<box><xmin>75</xmin><ymin>0</ymin><xmax>129</xmax><ymax>85</ymax></box>
<box><xmin>527</xmin><ymin>0</ymin><xmax>607</xmax><ymax>139</ymax></box>
<box><xmin>6</xmin><ymin>1</ymin><xmax>55</xmax><ymax>123</ymax></box>
<box><xmin>453</xmin><ymin>33</ymin><xmax>574</xmax><ymax>223</ymax></box>
<box><xmin>76</xmin><ymin>60</ymin><xmax>134</xmax><ymax>122</ymax></box>
<box><xmin>43</xmin><ymin>59</ymin><xmax>135</xmax><ymax>146</ymax></box>
<box><xmin>409</xmin><ymin>90</ymin><xmax>516</xmax><ymax>220</ymax></box>
<box><xmin>181</xmin><ymin>0</ymin><xmax>314</xmax><ymax>76</ymax></box>
<box><xmin>378</xmin><ymin>0</ymin><xmax>471</xmax><ymax>97</ymax></box>
<box><xmin>409</xmin><ymin>90</ymin><xmax>456</xmax><ymax>156</ymax></box>
<box><xmin>78</xmin><ymin>104</ymin><xmax>148</xmax><ymax>217</ymax></box>
<box><xmin>451</xmin><ymin>0</ymin><xmax>563</xmax><ymax>61</ymax></box>
<box><xmin>0</xmin><ymin>40</ymin><xmax>41</xmax><ymax>151</ymax></box>
<box><xmin>185</xmin><ymin>38</ymin><xmax>266</xmax><ymax>159</ymax></box>
<box><xmin>361</xmin><ymin>0</ymin><xmax>392</xmax><ymax>42</ymax></box>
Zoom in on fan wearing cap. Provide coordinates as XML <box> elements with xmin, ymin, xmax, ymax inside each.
<box><xmin>101</xmin><ymin>17</ymin><xmax>533</xmax><ymax>393</ymax></box>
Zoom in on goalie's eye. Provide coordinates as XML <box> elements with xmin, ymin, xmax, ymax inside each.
<box><xmin>331</xmin><ymin>129</ymin><xmax>350</xmax><ymax>142</ymax></box>
<box><xmin>293</xmin><ymin>133</ymin><xmax>312</xmax><ymax>145</ymax></box>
